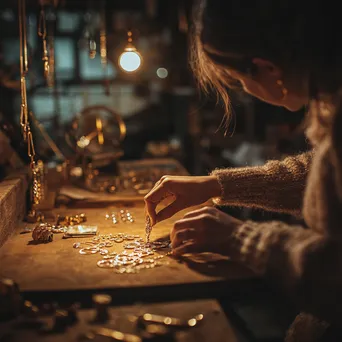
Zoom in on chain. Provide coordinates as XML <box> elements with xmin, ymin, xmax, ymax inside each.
<box><xmin>18</xmin><ymin>0</ymin><xmax>29</xmax><ymax>141</ymax></box>
<box><xmin>38</xmin><ymin>7</ymin><xmax>50</xmax><ymax>82</ymax></box>
<box><xmin>100</xmin><ymin>0</ymin><xmax>107</xmax><ymax>68</ymax></box>
<box><xmin>20</xmin><ymin>76</ymin><xmax>29</xmax><ymax>141</ymax></box>
<box><xmin>145</xmin><ymin>214</ymin><xmax>152</xmax><ymax>243</ymax></box>
<box><xmin>19</xmin><ymin>0</ymin><xmax>45</xmax><ymax>207</ymax></box>
<box><xmin>27</xmin><ymin>127</ymin><xmax>35</xmax><ymax>161</ymax></box>
<box><xmin>47</xmin><ymin>29</ymin><xmax>55</xmax><ymax>87</ymax></box>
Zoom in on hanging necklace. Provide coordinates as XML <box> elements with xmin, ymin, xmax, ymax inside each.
<box><xmin>38</xmin><ymin>5</ymin><xmax>50</xmax><ymax>84</ymax></box>
<box><xmin>19</xmin><ymin>0</ymin><xmax>45</xmax><ymax>208</ymax></box>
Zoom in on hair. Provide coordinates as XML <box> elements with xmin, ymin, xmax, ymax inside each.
<box><xmin>191</xmin><ymin>0</ymin><xmax>342</xmax><ymax>198</ymax></box>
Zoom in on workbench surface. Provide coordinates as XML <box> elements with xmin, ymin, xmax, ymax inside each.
<box><xmin>0</xmin><ymin>159</ymin><xmax>255</xmax><ymax>301</ymax></box>
<box><xmin>0</xmin><ymin>202</ymin><xmax>253</xmax><ymax>294</ymax></box>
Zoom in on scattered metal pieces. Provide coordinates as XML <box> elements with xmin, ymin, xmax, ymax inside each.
<box><xmin>73</xmin><ymin>233</ymin><xmax>170</xmax><ymax>274</ymax></box>
<box><xmin>138</xmin><ymin>313</ymin><xmax>204</xmax><ymax>328</ymax></box>
<box><xmin>57</xmin><ymin>213</ymin><xmax>87</xmax><ymax>226</ymax></box>
<box><xmin>105</xmin><ymin>210</ymin><xmax>134</xmax><ymax>224</ymax></box>
<box><xmin>32</xmin><ymin>224</ymin><xmax>53</xmax><ymax>243</ymax></box>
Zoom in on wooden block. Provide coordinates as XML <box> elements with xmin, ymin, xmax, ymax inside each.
<box><xmin>0</xmin><ymin>172</ymin><xmax>28</xmax><ymax>248</ymax></box>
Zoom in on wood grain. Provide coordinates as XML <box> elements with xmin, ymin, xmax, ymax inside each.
<box><xmin>0</xmin><ymin>159</ymin><xmax>255</xmax><ymax>300</ymax></box>
<box><xmin>0</xmin><ymin>202</ymin><xmax>253</xmax><ymax>294</ymax></box>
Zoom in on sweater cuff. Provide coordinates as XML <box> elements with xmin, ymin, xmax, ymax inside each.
<box><xmin>210</xmin><ymin>169</ymin><xmax>226</xmax><ymax>206</ymax></box>
<box><xmin>210</xmin><ymin>167</ymin><xmax>265</xmax><ymax>206</ymax></box>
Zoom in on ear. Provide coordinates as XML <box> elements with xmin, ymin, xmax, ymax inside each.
<box><xmin>252</xmin><ymin>58</ymin><xmax>282</xmax><ymax>79</ymax></box>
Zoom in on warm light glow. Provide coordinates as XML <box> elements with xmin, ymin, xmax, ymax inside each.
<box><xmin>96</xmin><ymin>117</ymin><xmax>104</xmax><ymax>145</ymax></box>
<box><xmin>156</xmin><ymin>67</ymin><xmax>168</xmax><ymax>79</ymax></box>
<box><xmin>77</xmin><ymin>136</ymin><xmax>90</xmax><ymax>148</ymax></box>
<box><xmin>119</xmin><ymin>50</ymin><xmax>141</xmax><ymax>72</ymax></box>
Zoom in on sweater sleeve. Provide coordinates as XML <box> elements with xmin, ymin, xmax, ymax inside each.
<box><xmin>210</xmin><ymin>151</ymin><xmax>313</xmax><ymax>216</ymax></box>
<box><xmin>229</xmin><ymin>220</ymin><xmax>342</xmax><ymax>324</ymax></box>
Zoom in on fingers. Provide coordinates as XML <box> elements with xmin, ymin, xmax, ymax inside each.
<box><xmin>143</xmin><ymin>198</ymin><xmax>156</xmax><ymax>227</ymax></box>
<box><xmin>169</xmin><ymin>206</ymin><xmax>234</xmax><ymax>257</ymax></box>
<box><xmin>171</xmin><ymin>207</ymin><xmax>218</xmax><ymax>250</ymax></box>
<box><xmin>172</xmin><ymin>241</ymin><xmax>205</xmax><ymax>256</ymax></box>
<box><xmin>155</xmin><ymin>200</ymin><xmax>183</xmax><ymax>223</ymax></box>
<box><xmin>171</xmin><ymin>215</ymin><xmax>206</xmax><ymax>241</ymax></box>
<box><xmin>182</xmin><ymin>206</ymin><xmax>216</xmax><ymax>219</ymax></box>
<box><xmin>145</xmin><ymin>175</ymin><xmax>185</xmax><ymax>225</ymax></box>
<box><xmin>172</xmin><ymin>241</ymin><xmax>225</xmax><ymax>256</ymax></box>
<box><xmin>171</xmin><ymin>228</ymin><xmax>197</xmax><ymax>249</ymax></box>
<box><xmin>171</xmin><ymin>214</ymin><xmax>211</xmax><ymax>247</ymax></box>
<box><xmin>144</xmin><ymin>180</ymin><xmax>171</xmax><ymax>225</ymax></box>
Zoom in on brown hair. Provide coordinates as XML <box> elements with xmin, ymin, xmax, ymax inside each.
<box><xmin>191</xmin><ymin>0</ymin><xmax>342</xmax><ymax>196</ymax></box>
<box><xmin>193</xmin><ymin>1</ymin><xmax>342</xmax><ymax>99</ymax></box>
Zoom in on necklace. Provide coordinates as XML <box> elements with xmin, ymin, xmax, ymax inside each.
<box><xmin>19</xmin><ymin>0</ymin><xmax>45</xmax><ymax>208</ymax></box>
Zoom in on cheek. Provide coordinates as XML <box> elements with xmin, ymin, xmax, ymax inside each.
<box><xmin>240</xmin><ymin>78</ymin><xmax>279</xmax><ymax>105</ymax></box>
<box><xmin>240</xmin><ymin>79</ymin><xmax>260</xmax><ymax>96</ymax></box>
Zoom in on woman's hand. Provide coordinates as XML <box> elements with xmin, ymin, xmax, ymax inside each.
<box><xmin>170</xmin><ymin>206</ymin><xmax>242</xmax><ymax>256</ymax></box>
<box><xmin>144</xmin><ymin>175</ymin><xmax>221</xmax><ymax>226</ymax></box>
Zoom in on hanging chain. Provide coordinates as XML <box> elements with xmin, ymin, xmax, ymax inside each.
<box><xmin>47</xmin><ymin>28</ymin><xmax>55</xmax><ymax>87</ymax></box>
<box><xmin>99</xmin><ymin>29</ymin><xmax>107</xmax><ymax>67</ymax></box>
<box><xmin>19</xmin><ymin>0</ymin><xmax>29</xmax><ymax>141</ymax></box>
<box><xmin>100</xmin><ymin>0</ymin><xmax>107</xmax><ymax>68</ymax></box>
<box><xmin>38</xmin><ymin>7</ymin><xmax>50</xmax><ymax>81</ymax></box>
<box><xmin>19</xmin><ymin>0</ymin><xmax>45</xmax><ymax>207</ymax></box>
<box><xmin>27</xmin><ymin>125</ymin><xmax>35</xmax><ymax>162</ymax></box>
<box><xmin>20</xmin><ymin>74</ymin><xmax>29</xmax><ymax>141</ymax></box>
<box><xmin>100</xmin><ymin>0</ymin><xmax>110</xmax><ymax>95</ymax></box>
<box><xmin>22</xmin><ymin>0</ymin><xmax>28</xmax><ymax>74</ymax></box>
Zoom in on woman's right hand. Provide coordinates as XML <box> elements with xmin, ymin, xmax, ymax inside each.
<box><xmin>144</xmin><ymin>175</ymin><xmax>221</xmax><ymax>226</ymax></box>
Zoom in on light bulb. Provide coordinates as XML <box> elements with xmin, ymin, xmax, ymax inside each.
<box><xmin>119</xmin><ymin>50</ymin><xmax>141</xmax><ymax>72</ymax></box>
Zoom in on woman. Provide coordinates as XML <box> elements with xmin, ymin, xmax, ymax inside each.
<box><xmin>144</xmin><ymin>1</ymin><xmax>342</xmax><ymax>340</ymax></box>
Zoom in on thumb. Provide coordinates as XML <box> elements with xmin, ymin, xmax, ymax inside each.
<box><xmin>156</xmin><ymin>200</ymin><xmax>184</xmax><ymax>223</ymax></box>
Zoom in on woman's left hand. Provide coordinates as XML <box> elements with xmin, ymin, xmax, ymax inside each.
<box><xmin>171</xmin><ymin>206</ymin><xmax>243</xmax><ymax>256</ymax></box>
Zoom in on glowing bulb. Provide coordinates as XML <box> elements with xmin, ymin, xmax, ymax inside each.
<box><xmin>119</xmin><ymin>50</ymin><xmax>141</xmax><ymax>72</ymax></box>
<box><xmin>156</xmin><ymin>68</ymin><xmax>168</xmax><ymax>79</ymax></box>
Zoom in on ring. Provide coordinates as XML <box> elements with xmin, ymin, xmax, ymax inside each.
<box><xmin>79</xmin><ymin>247</ymin><xmax>99</xmax><ymax>255</ymax></box>
<box><xmin>97</xmin><ymin>260</ymin><xmax>114</xmax><ymax>268</ymax></box>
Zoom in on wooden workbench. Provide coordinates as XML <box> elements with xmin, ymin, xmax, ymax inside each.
<box><xmin>0</xmin><ymin>158</ymin><xmax>255</xmax><ymax>303</ymax></box>
<box><xmin>0</xmin><ymin>202</ymin><xmax>253</xmax><ymax>295</ymax></box>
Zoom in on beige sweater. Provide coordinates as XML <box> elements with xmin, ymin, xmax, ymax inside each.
<box><xmin>211</xmin><ymin>138</ymin><xmax>342</xmax><ymax>330</ymax></box>
<box><xmin>212</xmin><ymin>151</ymin><xmax>312</xmax><ymax>217</ymax></box>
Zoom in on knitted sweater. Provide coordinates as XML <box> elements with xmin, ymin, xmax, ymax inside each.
<box><xmin>212</xmin><ymin>151</ymin><xmax>313</xmax><ymax>217</ymax></box>
<box><xmin>211</xmin><ymin>138</ymin><xmax>342</xmax><ymax>329</ymax></box>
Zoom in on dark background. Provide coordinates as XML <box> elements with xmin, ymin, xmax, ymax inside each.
<box><xmin>0</xmin><ymin>2</ymin><xmax>311</xmax><ymax>340</ymax></box>
<box><xmin>0</xmin><ymin>0</ymin><xmax>309</xmax><ymax>217</ymax></box>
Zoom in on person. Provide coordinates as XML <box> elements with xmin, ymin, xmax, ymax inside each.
<box><xmin>144</xmin><ymin>1</ymin><xmax>342</xmax><ymax>341</ymax></box>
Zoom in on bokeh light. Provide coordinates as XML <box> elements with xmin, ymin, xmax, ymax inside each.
<box><xmin>156</xmin><ymin>67</ymin><xmax>168</xmax><ymax>79</ymax></box>
<box><xmin>119</xmin><ymin>51</ymin><xmax>141</xmax><ymax>72</ymax></box>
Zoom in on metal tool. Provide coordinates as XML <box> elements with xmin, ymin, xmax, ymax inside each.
<box><xmin>80</xmin><ymin>325</ymin><xmax>174</xmax><ymax>342</ymax></box>
<box><xmin>79</xmin><ymin>327</ymin><xmax>141</xmax><ymax>342</ymax></box>
<box><xmin>92</xmin><ymin>294</ymin><xmax>111</xmax><ymax>322</ymax></box>
<box><xmin>138</xmin><ymin>313</ymin><xmax>204</xmax><ymax>328</ymax></box>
